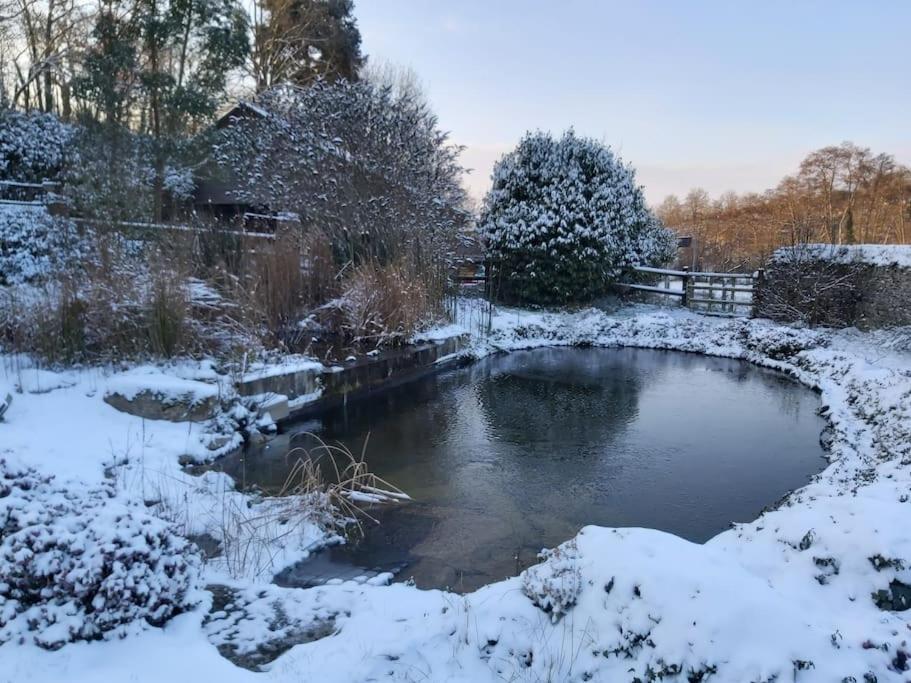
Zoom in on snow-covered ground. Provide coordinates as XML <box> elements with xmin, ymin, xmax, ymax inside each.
<box><xmin>2</xmin><ymin>305</ymin><xmax>910</xmax><ymax>682</ymax></box>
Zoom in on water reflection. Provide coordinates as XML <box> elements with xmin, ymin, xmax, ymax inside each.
<box><xmin>214</xmin><ymin>348</ymin><xmax>828</xmax><ymax>592</ymax></box>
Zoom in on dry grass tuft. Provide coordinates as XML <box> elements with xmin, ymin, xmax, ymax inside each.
<box><xmin>278</xmin><ymin>433</ymin><xmax>409</xmax><ymax>529</ymax></box>
<box><xmin>332</xmin><ymin>259</ymin><xmax>446</xmax><ymax>345</ymax></box>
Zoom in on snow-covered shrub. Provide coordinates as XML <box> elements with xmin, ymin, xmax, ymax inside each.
<box><xmin>0</xmin><ymin>204</ymin><xmax>89</xmax><ymax>285</ymax></box>
<box><xmin>0</xmin><ymin>108</ymin><xmax>71</xmax><ymax>182</ymax></box>
<box><xmin>1</xmin><ymin>237</ymin><xmax>202</xmax><ymax>362</ymax></box>
<box><xmin>521</xmin><ymin>540</ymin><xmax>582</xmax><ymax>622</ymax></box>
<box><xmin>162</xmin><ymin>165</ymin><xmax>196</xmax><ymax>202</ymax></box>
<box><xmin>479</xmin><ymin>130</ymin><xmax>676</xmax><ymax>305</ymax></box>
<box><xmin>0</xmin><ymin>458</ymin><xmax>201</xmax><ymax>650</ymax></box>
<box><xmin>738</xmin><ymin>322</ymin><xmax>828</xmax><ymax>361</ymax></box>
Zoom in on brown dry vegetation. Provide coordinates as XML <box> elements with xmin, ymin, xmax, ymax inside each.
<box><xmin>0</xmin><ymin>219</ymin><xmax>454</xmax><ymax>365</ymax></box>
<box><xmin>659</xmin><ymin>142</ymin><xmax>911</xmax><ymax>270</ymax></box>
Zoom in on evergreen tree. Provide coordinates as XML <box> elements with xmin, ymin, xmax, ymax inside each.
<box><xmin>73</xmin><ymin>0</ymin><xmax>249</xmax><ymax>219</ymax></box>
<box><xmin>479</xmin><ymin>130</ymin><xmax>676</xmax><ymax>305</ymax></box>
<box><xmin>0</xmin><ymin>108</ymin><xmax>72</xmax><ymax>182</ymax></box>
<box><xmin>72</xmin><ymin>2</ymin><xmax>139</xmax><ymax>127</ymax></box>
<box><xmin>252</xmin><ymin>0</ymin><xmax>363</xmax><ymax>90</ymax></box>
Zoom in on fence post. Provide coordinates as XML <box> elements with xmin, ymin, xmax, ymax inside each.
<box><xmin>753</xmin><ymin>268</ymin><xmax>765</xmax><ymax>318</ymax></box>
<box><xmin>681</xmin><ymin>266</ymin><xmax>690</xmax><ymax>307</ymax></box>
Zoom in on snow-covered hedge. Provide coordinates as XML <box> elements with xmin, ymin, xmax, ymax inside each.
<box><xmin>0</xmin><ymin>458</ymin><xmax>200</xmax><ymax>650</ymax></box>
<box><xmin>772</xmin><ymin>243</ymin><xmax>911</xmax><ymax>269</ymax></box>
<box><xmin>479</xmin><ymin>130</ymin><xmax>676</xmax><ymax>305</ymax></box>
<box><xmin>0</xmin><ymin>205</ymin><xmax>88</xmax><ymax>285</ymax></box>
<box><xmin>0</xmin><ymin>109</ymin><xmax>71</xmax><ymax>183</ymax></box>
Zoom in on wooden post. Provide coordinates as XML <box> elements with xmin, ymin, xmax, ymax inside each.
<box><xmin>681</xmin><ymin>266</ymin><xmax>690</xmax><ymax>307</ymax></box>
<box><xmin>753</xmin><ymin>268</ymin><xmax>765</xmax><ymax>318</ymax></box>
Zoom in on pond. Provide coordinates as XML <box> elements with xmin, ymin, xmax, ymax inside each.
<box><xmin>215</xmin><ymin>347</ymin><xmax>829</xmax><ymax>593</ymax></box>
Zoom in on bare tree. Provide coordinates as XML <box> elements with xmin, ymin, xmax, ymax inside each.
<box><xmin>658</xmin><ymin>142</ymin><xmax>911</xmax><ymax>271</ymax></box>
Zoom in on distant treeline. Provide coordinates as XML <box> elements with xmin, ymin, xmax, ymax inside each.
<box><xmin>658</xmin><ymin>142</ymin><xmax>910</xmax><ymax>270</ymax></box>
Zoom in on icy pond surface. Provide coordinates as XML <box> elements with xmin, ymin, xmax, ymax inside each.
<box><xmin>224</xmin><ymin>348</ymin><xmax>829</xmax><ymax>592</ymax></box>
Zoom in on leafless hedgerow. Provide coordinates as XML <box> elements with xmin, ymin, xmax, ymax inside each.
<box><xmin>756</xmin><ymin>242</ymin><xmax>864</xmax><ymax>327</ymax></box>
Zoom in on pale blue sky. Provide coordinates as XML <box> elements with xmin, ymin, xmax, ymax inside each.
<box><xmin>357</xmin><ymin>1</ymin><xmax>911</xmax><ymax>204</ymax></box>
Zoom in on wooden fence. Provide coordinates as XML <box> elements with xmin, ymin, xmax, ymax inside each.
<box><xmin>0</xmin><ymin>180</ymin><xmax>61</xmax><ymax>205</ymax></box>
<box><xmin>71</xmin><ymin>217</ymin><xmax>276</xmax><ymax>241</ymax></box>
<box><xmin>447</xmin><ymin>261</ymin><xmax>762</xmax><ymax>318</ymax></box>
<box><xmin>618</xmin><ymin>266</ymin><xmax>763</xmax><ymax>317</ymax></box>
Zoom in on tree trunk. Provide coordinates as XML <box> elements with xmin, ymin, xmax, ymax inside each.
<box><xmin>147</xmin><ymin>0</ymin><xmax>164</xmax><ymax>222</ymax></box>
<box><xmin>42</xmin><ymin>0</ymin><xmax>55</xmax><ymax>113</ymax></box>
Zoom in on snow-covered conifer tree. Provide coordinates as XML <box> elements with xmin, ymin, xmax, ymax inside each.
<box><xmin>479</xmin><ymin>130</ymin><xmax>675</xmax><ymax>305</ymax></box>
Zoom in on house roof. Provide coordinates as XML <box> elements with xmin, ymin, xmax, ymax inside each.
<box><xmin>214</xmin><ymin>100</ymin><xmax>271</xmax><ymax>130</ymax></box>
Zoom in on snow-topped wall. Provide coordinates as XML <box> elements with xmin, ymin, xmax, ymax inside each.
<box><xmin>758</xmin><ymin>244</ymin><xmax>911</xmax><ymax>329</ymax></box>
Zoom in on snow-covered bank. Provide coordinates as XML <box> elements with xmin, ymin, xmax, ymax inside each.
<box><xmin>0</xmin><ymin>357</ymin><xmax>338</xmax><ymax>589</ymax></box>
<box><xmin>1</xmin><ymin>306</ymin><xmax>910</xmax><ymax>681</ymax></box>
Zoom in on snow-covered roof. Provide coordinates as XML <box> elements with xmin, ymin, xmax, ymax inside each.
<box><xmin>772</xmin><ymin>243</ymin><xmax>911</xmax><ymax>268</ymax></box>
<box><xmin>214</xmin><ymin>100</ymin><xmax>271</xmax><ymax>129</ymax></box>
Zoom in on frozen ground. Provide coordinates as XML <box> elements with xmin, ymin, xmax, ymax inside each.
<box><xmin>1</xmin><ymin>304</ymin><xmax>910</xmax><ymax>682</ymax></box>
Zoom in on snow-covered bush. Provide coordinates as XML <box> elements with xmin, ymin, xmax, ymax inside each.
<box><xmin>521</xmin><ymin>540</ymin><xmax>582</xmax><ymax>622</ymax></box>
<box><xmin>162</xmin><ymin>165</ymin><xmax>196</xmax><ymax>202</ymax></box>
<box><xmin>0</xmin><ymin>108</ymin><xmax>71</xmax><ymax>182</ymax></box>
<box><xmin>0</xmin><ymin>458</ymin><xmax>200</xmax><ymax>650</ymax></box>
<box><xmin>0</xmin><ymin>204</ymin><xmax>88</xmax><ymax>285</ymax></box>
<box><xmin>479</xmin><ymin>130</ymin><xmax>676</xmax><ymax>305</ymax></box>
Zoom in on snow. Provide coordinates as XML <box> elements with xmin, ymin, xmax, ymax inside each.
<box><xmin>411</xmin><ymin>323</ymin><xmax>467</xmax><ymax>343</ymax></box>
<box><xmin>11</xmin><ymin>368</ymin><xmax>76</xmax><ymax>394</ymax></box>
<box><xmin>240</xmin><ymin>357</ymin><xmax>324</xmax><ymax>383</ymax></box>
<box><xmin>105</xmin><ymin>366</ymin><xmax>221</xmax><ymax>403</ymax></box>
<box><xmin>0</xmin><ymin>358</ymin><xmax>329</xmax><ymax>579</ymax></box>
<box><xmin>0</xmin><ymin>204</ymin><xmax>86</xmax><ymax>284</ymax></box>
<box><xmin>1</xmin><ymin>304</ymin><xmax>910</xmax><ymax>681</ymax></box>
<box><xmin>774</xmin><ymin>243</ymin><xmax>911</xmax><ymax>268</ymax></box>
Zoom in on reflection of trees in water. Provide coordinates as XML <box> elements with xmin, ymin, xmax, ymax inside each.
<box><xmin>232</xmin><ymin>347</ymin><xmax>827</xmax><ymax>592</ymax></box>
<box><xmin>289</xmin><ymin>369</ymin><xmax>469</xmax><ymax>489</ymax></box>
<box><xmin>661</xmin><ymin>351</ymin><xmax>816</xmax><ymax>428</ymax></box>
<box><xmin>474</xmin><ymin>348</ymin><xmax>643</xmax><ymax>455</ymax></box>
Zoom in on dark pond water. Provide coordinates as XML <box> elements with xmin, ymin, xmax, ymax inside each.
<box><xmin>215</xmin><ymin>347</ymin><xmax>829</xmax><ymax>592</ymax></box>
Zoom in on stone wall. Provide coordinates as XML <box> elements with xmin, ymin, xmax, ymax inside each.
<box><xmin>855</xmin><ymin>265</ymin><xmax>911</xmax><ymax>329</ymax></box>
<box><xmin>756</xmin><ymin>246</ymin><xmax>911</xmax><ymax>329</ymax></box>
<box><xmin>237</xmin><ymin>334</ymin><xmax>469</xmax><ymax>424</ymax></box>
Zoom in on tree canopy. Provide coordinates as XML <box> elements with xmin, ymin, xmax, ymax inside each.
<box><xmin>479</xmin><ymin>130</ymin><xmax>675</xmax><ymax>305</ymax></box>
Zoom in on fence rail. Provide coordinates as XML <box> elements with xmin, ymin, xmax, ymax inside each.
<box><xmin>72</xmin><ymin>217</ymin><xmax>276</xmax><ymax>240</ymax></box>
<box><xmin>618</xmin><ymin>266</ymin><xmax>763</xmax><ymax>317</ymax></box>
<box><xmin>0</xmin><ymin>180</ymin><xmax>61</xmax><ymax>204</ymax></box>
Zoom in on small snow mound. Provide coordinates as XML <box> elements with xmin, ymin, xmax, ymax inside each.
<box><xmin>521</xmin><ymin>539</ymin><xmax>582</xmax><ymax>622</ymax></box>
<box><xmin>13</xmin><ymin>368</ymin><xmax>75</xmax><ymax>394</ymax></box>
<box><xmin>106</xmin><ymin>368</ymin><xmax>219</xmax><ymax>402</ymax></box>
